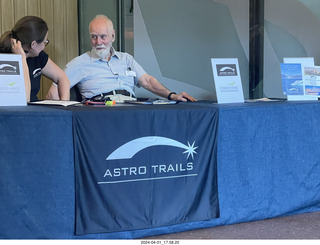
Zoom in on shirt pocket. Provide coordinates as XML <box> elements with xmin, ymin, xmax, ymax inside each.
<box><xmin>118</xmin><ymin>75</ymin><xmax>135</xmax><ymax>87</ymax></box>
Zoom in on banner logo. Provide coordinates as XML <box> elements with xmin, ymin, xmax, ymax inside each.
<box><xmin>106</xmin><ymin>136</ymin><xmax>198</xmax><ymax>160</ymax></box>
<box><xmin>99</xmin><ymin>136</ymin><xmax>199</xmax><ymax>184</ymax></box>
<box><xmin>0</xmin><ymin>61</ymin><xmax>20</xmax><ymax>75</ymax></box>
<box><xmin>32</xmin><ymin>68</ymin><xmax>42</xmax><ymax>78</ymax></box>
<box><xmin>216</xmin><ymin>64</ymin><xmax>237</xmax><ymax>76</ymax></box>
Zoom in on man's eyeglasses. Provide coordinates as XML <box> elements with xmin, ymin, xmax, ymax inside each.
<box><xmin>44</xmin><ymin>39</ymin><xmax>50</xmax><ymax>46</ymax></box>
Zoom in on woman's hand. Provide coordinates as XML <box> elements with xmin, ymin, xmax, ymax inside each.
<box><xmin>11</xmin><ymin>38</ymin><xmax>26</xmax><ymax>58</ymax></box>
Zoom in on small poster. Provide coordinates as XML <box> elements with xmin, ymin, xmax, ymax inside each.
<box><xmin>211</xmin><ymin>58</ymin><xmax>244</xmax><ymax>103</ymax></box>
<box><xmin>280</xmin><ymin>63</ymin><xmax>304</xmax><ymax>96</ymax></box>
<box><xmin>304</xmin><ymin>66</ymin><xmax>320</xmax><ymax>96</ymax></box>
<box><xmin>282</xmin><ymin>57</ymin><xmax>317</xmax><ymax>101</ymax></box>
<box><xmin>0</xmin><ymin>54</ymin><xmax>27</xmax><ymax>106</ymax></box>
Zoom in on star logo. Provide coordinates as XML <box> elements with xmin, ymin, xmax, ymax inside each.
<box><xmin>183</xmin><ymin>141</ymin><xmax>198</xmax><ymax>160</ymax></box>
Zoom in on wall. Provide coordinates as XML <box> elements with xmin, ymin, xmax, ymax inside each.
<box><xmin>264</xmin><ymin>0</ymin><xmax>320</xmax><ymax>98</ymax></box>
<box><xmin>134</xmin><ymin>0</ymin><xmax>320</xmax><ymax>100</ymax></box>
<box><xmin>134</xmin><ymin>0</ymin><xmax>250</xmax><ymax>100</ymax></box>
<box><xmin>3</xmin><ymin>1</ymin><xmax>318</xmax><ymax>100</ymax></box>
<box><xmin>78</xmin><ymin>0</ymin><xmax>118</xmax><ymax>54</ymax></box>
<box><xmin>0</xmin><ymin>0</ymin><xmax>78</xmax><ymax>99</ymax></box>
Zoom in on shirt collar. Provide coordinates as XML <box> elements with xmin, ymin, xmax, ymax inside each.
<box><xmin>89</xmin><ymin>46</ymin><xmax>119</xmax><ymax>61</ymax></box>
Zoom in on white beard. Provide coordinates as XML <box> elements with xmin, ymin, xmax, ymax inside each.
<box><xmin>92</xmin><ymin>45</ymin><xmax>111</xmax><ymax>59</ymax></box>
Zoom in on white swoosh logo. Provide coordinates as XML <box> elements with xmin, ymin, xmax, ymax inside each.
<box><xmin>33</xmin><ymin>68</ymin><xmax>41</xmax><ymax>75</ymax></box>
<box><xmin>106</xmin><ymin>136</ymin><xmax>198</xmax><ymax>160</ymax></box>
<box><xmin>0</xmin><ymin>64</ymin><xmax>16</xmax><ymax>70</ymax></box>
<box><xmin>220</xmin><ymin>66</ymin><xmax>234</xmax><ymax>72</ymax></box>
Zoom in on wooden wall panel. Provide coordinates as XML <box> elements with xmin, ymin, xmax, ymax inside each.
<box><xmin>15</xmin><ymin>0</ymin><xmax>28</xmax><ymax>20</ymax></box>
<box><xmin>0</xmin><ymin>0</ymin><xmax>78</xmax><ymax>99</ymax></box>
<box><xmin>66</xmin><ymin>0</ymin><xmax>78</xmax><ymax>60</ymax></box>
<box><xmin>26</xmin><ymin>0</ymin><xmax>40</xmax><ymax>16</ymax></box>
<box><xmin>0</xmin><ymin>0</ymin><xmax>15</xmax><ymax>30</ymax></box>
<box><xmin>53</xmin><ymin>0</ymin><xmax>67</xmax><ymax>69</ymax></box>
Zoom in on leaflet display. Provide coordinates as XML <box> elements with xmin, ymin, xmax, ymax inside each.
<box><xmin>281</xmin><ymin>57</ymin><xmax>317</xmax><ymax>101</ymax></box>
<box><xmin>0</xmin><ymin>54</ymin><xmax>26</xmax><ymax>106</ymax></box>
<box><xmin>211</xmin><ymin>58</ymin><xmax>244</xmax><ymax>103</ymax></box>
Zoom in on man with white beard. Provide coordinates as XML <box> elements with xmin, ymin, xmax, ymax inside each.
<box><xmin>46</xmin><ymin>15</ymin><xmax>195</xmax><ymax>102</ymax></box>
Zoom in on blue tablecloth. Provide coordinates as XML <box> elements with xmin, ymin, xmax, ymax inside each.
<box><xmin>1</xmin><ymin>101</ymin><xmax>320</xmax><ymax>239</ymax></box>
<box><xmin>0</xmin><ymin>106</ymin><xmax>74</xmax><ymax>238</ymax></box>
<box><xmin>215</xmin><ymin>101</ymin><xmax>320</xmax><ymax>223</ymax></box>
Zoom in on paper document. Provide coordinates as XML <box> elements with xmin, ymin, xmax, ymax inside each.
<box><xmin>124</xmin><ymin>99</ymin><xmax>177</xmax><ymax>105</ymax></box>
<box><xmin>28</xmin><ymin>100</ymin><xmax>81</xmax><ymax>106</ymax></box>
<box><xmin>245</xmin><ymin>98</ymin><xmax>281</xmax><ymax>102</ymax></box>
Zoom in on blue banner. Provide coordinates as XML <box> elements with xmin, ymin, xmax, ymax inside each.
<box><xmin>73</xmin><ymin>105</ymin><xmax>219</xmax><ymax>235</ymax></box>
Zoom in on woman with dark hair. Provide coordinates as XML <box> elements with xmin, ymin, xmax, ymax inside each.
<box><xmin>0</xmin><ymin>16</ymin><xmax>69</xmax><ymax>102</ymax></box>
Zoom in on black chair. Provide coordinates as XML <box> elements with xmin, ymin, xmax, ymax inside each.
<box><xmin>70</xmin><ymin>85</ymin><xmax>82</xmax><ymax>102</ymax></box>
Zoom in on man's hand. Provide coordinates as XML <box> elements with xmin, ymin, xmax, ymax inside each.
<box><xmin>171</xmin><ymin>92</ymin><xmax>197</xmax><ymax>102</ymax></box>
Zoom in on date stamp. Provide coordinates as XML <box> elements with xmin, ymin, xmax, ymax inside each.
<box><xmin>140</xmin><ymin>240</ymin><xmax>180</xmax><ymax>245</ymax></box>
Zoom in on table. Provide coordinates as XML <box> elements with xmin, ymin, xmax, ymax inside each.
<box><xmin>0</xmin><ymin>103</ymin><xmax>219</xmax><ymax>238</ymax></box>
<box><xmin>1</xmin><ymin>101</ymin><xmax>320</xmax><ymax>238</ymax></box>
<box><xmin>139</xmin><ymin>100</ymin><xmax>320</xmax><ymax>238</ymax></box>
<box><xmin>214</xmin><ymin>101</ymin><xmax>320</xmax><ymax>225</ymax></box>
<box><xmin>0</xmin><ymin>106</ymin><xmax>74</xmax><ymax>238</ymax></box>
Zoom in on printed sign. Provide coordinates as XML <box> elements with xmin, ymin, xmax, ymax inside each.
<box><xmin>304</xmin><ymin>66</ymin><xmax>320</xmax><ymax>96</ymax></box>
<box><xmin>282</xmin><ymin>57</ymin><xmax>317</xmax><ymax>101</ymax></box>
<box><xmin>0</xmin><ymin>54</ymin><xmax>26</xmax><ymax>106</ymax></box>
<box><xmin>280</xmin><ymin>63</ymin><xmax>304</xmax><ymax>96</ymax></box>
<box><xmin>211</xmin><ymin>58</ymin><xmax>244</xmax><ymax>103</ymax></box>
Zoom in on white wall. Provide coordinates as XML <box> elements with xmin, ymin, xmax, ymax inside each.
<box><xmin>264</xmin><ymin>0</ymin><xmax>320</xmax><ymax>98</ymax></box>
<box><xmin>133</xmin><ymin>0</ymin><xmax>250</xmax><ymax>100</ymax></box>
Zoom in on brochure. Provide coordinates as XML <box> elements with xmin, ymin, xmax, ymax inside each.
<box><xmin>211</xmin><ymin>58</ymin><xmax>244</xmax><ymax>103</ymax></box>
<box><xmin>280</xmin><ymin>63</ymin><xmax>304</xmax><ymax>96</ymax></box>
<box><xmin>304</xmin><ymin>66</ymin><xmax>320</xmax><ymax>96</ymax></box>
<box><xmin>0</xmin><ymin>54</ymin><xmax>27</xmax><ymax>106</ymax></box>
<box><xmin>282</xmin><ymin>57</ymin><xmax>317</xmax><ymax>100</ymax></box>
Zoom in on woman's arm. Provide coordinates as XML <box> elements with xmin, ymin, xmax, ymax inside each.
<box><xmin>41</xmin><ymin>58</ymin><xmax>70</xmax><ymax>100</ymax></box>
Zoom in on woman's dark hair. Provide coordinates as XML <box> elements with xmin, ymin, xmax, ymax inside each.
<box><xmin>0</xmin><ymin>16</ymin><xmax>48</xmax><ymax>53</ymax></box>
